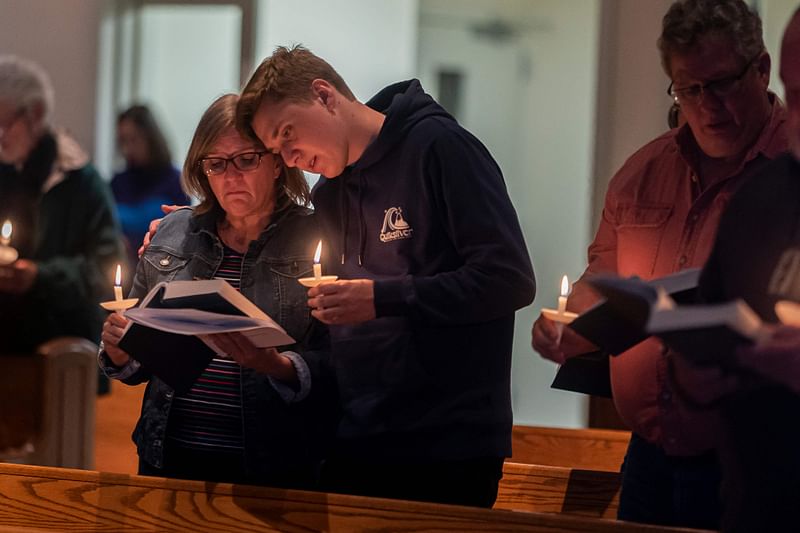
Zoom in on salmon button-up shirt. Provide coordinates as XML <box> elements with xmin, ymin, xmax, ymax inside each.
<box><xmin>569</xmin><ymin>99</ymin><xmax>787</xmax><ymax>456</ymax></box>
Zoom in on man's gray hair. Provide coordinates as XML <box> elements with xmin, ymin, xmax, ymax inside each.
<box><xmin>0</xmin><ymin>55</ymin><xmax>54</xmax><ymax>126</ymax></box>
<box><xmin>659</xmin><ymin>0</ymin><xmax>765</xmax><ymax>77</ymax></box>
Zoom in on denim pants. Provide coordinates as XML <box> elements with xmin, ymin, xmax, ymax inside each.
<box><xmin>618</xmin><ymin>432</ymin><xmax>721</xmax><ymax>529</ymax></box>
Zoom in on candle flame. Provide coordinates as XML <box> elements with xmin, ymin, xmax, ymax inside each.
<box><xmin>314</xmin><ymin>240</ymin><xmax>322</xmax><ymax>264</ymax></box>
<box><xmin>1</xmin><ymin>220</ymin><xmax>11</xmax><ymax>241</ymax></box>
<box><xmin>560</xmin><ymin>275</ymin><xmax>570</xmax><ymax>297</ymax></box>
<box><xmin>115</xmin><ymin>264</ymin><xmax>122</xmax><ymax>286</ymax></box>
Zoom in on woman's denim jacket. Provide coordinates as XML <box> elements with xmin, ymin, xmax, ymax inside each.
<box><xmin>99</xmin><ymin>204</ymin><xmax>335</xmax><ymax>488</ymax></box>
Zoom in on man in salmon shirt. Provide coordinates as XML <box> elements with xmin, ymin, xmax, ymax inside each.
<box><xmin>532</xmin><ymin>0</ymin><xmax>787</xmax><ymax>529</ymax></box>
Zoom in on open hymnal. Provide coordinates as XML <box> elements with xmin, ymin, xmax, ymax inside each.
<box><xmin>646</xmin><ymin>298</ymin><xmax>769</xmax><ymax>366</ymax></box>
<box><xmin>117</xmin><ymin>280</ymin><xmax>294</xmax><ymax>393</ymax></box>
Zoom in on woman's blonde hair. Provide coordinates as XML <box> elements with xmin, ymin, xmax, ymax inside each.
<box><xmin>182</xmin><ymin>93</ymin><xmax>310</xmax><ymax>216</ymax></box>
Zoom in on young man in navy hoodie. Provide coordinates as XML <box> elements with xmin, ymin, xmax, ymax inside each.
<box><xmin>236</xmin><ymin>45</ymin><xmax>536</xmax><ymax>507</ymax></box>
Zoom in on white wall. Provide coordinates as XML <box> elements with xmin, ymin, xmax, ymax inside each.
<box><xmin>510</xmin><ymin>0</ymin><xmax>600</xmax><ymax>427</ymax></box>
<box><xmin>591</xmin><ymin>0</ymin><xmax>674</xmax><ymax>230</ymax></box>
<box><xmin>254</xmin><ymin>0</ymin><xmax>419</xmax><ymax>103</ymax></box>
<box><xmin>0</xmin><ymin>0</ymin><xmax>104</xmax><ymax>168</ymax></box>
<box><xmin>761</xmin><ymin>0</ymin><xmax>800</xmax><ymax>98</ymax></box>
<box><xmin>137</xmin><ymin>4</ymin><xmax>243</xmax><ymax>169</ymax></box>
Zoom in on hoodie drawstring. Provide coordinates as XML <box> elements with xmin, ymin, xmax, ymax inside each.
<box><xmin>337</xmin><ymin>172</ymin><xmax>367</xmax><ymax>267</ymax></box>
<box><xmin>339</xmin><ymin>176</ymin><xmax>349</xmax><ymax>265</ymax></box>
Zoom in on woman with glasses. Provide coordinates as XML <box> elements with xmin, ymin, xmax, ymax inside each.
<box><xmin>99</xmin><ymin>93</ymin><xmax>334</xmax><ymax>488</ymax></box>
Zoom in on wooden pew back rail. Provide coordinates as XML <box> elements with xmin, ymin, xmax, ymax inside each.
<box><xmin>511</xmin><ymin>425</ymin><xmax>631</xmax><ymax>472</ymax></box>
<box><xmin>0</xmin><ymin>463</ymin><xmax>711</xmax><ymax>532</ymax></box>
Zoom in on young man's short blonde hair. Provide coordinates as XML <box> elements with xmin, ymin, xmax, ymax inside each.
<box><xmin>236</xmin><ymin>45</ymin><xmax>355</xmax><ymax>135</ymax></box>
<box><xmin>183</xmin><ymin>93</ymin><xmax>309</xmax><ymax>216</ymax></box>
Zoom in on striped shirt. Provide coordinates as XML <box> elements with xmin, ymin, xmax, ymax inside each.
<box><xmin>167</xmin><ymin>245</ymin><xmax>246</xmax><ymax>452</ymax></box>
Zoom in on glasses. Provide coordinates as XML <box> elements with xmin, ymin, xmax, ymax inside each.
<box><xmin>0</xmin><ymin>108</ymin><xmax>24</xmax><ymax>139</ymax></box>
<box><xmin>199</xmin><ymin>151</ymin><xmax>267</xmax><ymax>176</ymax></box>
<box><xmin>667</xmin><ymin>54</ymin><xmax>760</xmax><ymax>105</ymax></box>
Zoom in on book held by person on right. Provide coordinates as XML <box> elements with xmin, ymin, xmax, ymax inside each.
<box><xmin>646</xmin><ymin>297</ymin><xmax>771</xmax><ymax>366</ymax></box>
<box><xmin>552</xmin><ymin>271</ymin><xmax>698</xmax><ymax>397</ymax></box>
<box><xmin>567</xmin><ymin>268</ymin><xmax>700</xmax><ymax>356</ymax></box>
<box><xmin>553</xmin><ymin>269</ymin><xmax>772</xmax><ymax>395</ymax></box>
<box><xmin>118</xmin><ymin>279</ymin><xmax>294</xmax><ymax>393</ymax></box>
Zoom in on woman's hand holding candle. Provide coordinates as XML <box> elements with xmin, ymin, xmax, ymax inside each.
<box><xmin>100</xmin><ymin>264</ymin><xmax>138</xmax><ymax>311</ymax></box>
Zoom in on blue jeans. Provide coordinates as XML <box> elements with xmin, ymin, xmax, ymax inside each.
<box><xmin>618</xmin><ymin>432</ymin><xmax>721</xmax><ymax>529</ymax></box>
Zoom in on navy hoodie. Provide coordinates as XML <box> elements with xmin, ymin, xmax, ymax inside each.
<box><xmin>312</xmin><ymin>79</ymin><xmax>535</xmax><ymax>462</ymax></box>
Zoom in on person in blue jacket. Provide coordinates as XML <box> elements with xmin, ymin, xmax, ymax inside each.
<box><xmin>112</xmin><ymin>105</ymin><xmax>186</xmax><ymax>276</ymax></box>
<box><xmin>236</xmin><ymin>45</ymin><xmax>536</xmax><ymax>507</ymax></box>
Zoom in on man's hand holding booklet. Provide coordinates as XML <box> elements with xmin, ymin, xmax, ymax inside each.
<box><xmin>567</xmin><ymin>268</ymin><xmax>702</xmax><ymax>356</ymax></box>
<box><xmin>572</xmin><ymin>268</ymin><xmax>772</xmax><ymax>366</ymax></box>
<box><xmin>551</xmin><ymin>269</ymin><xmax>703</xmax><ymax>396</ymax></box>
<box><xmin>117</xmin><ymin>279</ymin><xmax>294</xmax><ymax>393</ymax></box>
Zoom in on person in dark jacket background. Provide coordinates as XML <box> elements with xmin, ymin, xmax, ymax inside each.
<box><xmin>236</xmin><ymin>45</ymin><xmax>536</xmax><ymax>507</ymax></box>
<box><xmin>0</xmin><ymin>54</ymin><xmax>123</xmax><ymax>355</ymax></box>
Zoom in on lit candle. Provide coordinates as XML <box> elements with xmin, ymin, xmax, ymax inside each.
<box><xmin>541</xmin><ymin>273</ymin><xmax>578</xmax><ymax>325</ymax></box>
<box><xmin>298</xmin><ymin>240</ymin><xmax>338</xmax><ymax>288</ymax></box>
<box><xmin>558</xmin><ymin>274</ymin><xmax>569</xmax><ymax>315</ymax></box>
<box><xmin>313</xmin><ymin>240</ymin><xmax>323</xmax><ymax>281</ymax></box>
<box><xmin>99</xmin><ymin>264</ymin><xmax>138</xmax><ymax>311</ymax></box>
<box><xmin>0</xmin><ymin>220</ymin><xmax>18</xmax><ymax>266</ymax></box>
<box><xmin>114</xmin><ymin>264</ymin><xmax>123</xmax><ymax>301</ymax></box>
<box><xmin>0</xmin><ymin>220</ymin><xmax>11</xmax><ymax>247</ymax></box>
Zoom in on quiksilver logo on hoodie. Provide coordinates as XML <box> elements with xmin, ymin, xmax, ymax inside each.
<box><xmin>380</xmin><ymin>207</ymin><xmax>413</xmax><ymax>242</ymax></box>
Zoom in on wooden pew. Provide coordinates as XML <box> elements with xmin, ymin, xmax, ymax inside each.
<box><xmin>0</xmin><ymin>463</ymin><xmax>706</xmax><ymax>532</ymax></box>
<box><xmin>512</xmin><ymin>425</ymin><xmax>630</xmax><ymax>472</ymax></box>
<box><xmin>0</xmin><ymin>338</ymin><xmax>97</xmax><ymax>469</ymax></box>
<box><xmin>497</xmin><ymin>461</ymin><xmax>620</xmax><ymax>518</ymax></box>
